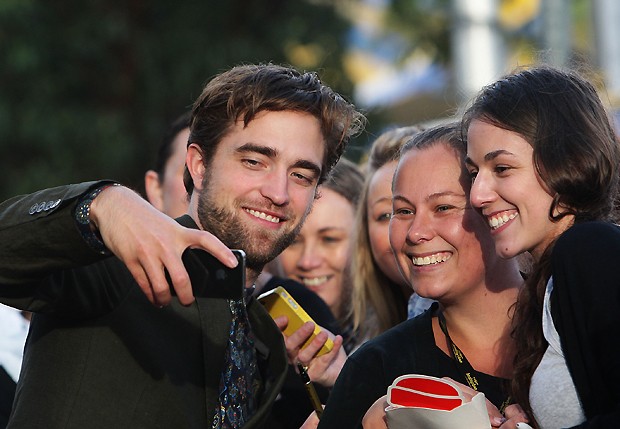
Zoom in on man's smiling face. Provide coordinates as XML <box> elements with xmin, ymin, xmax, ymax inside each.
<box><xmin>192</xmin><ymin>110</ymin><xmax>325</xmax><ymax>272</ymax></box>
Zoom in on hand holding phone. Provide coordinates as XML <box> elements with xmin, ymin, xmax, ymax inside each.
<box><xmin>258</xmin><ymin>286</ymin><xmax>334</xmax><ymax>357</ymax></box>
<box><xmin>168</xmin><ymin>249</ymin><xmax>246</xmax><ymax>300</ymax></box>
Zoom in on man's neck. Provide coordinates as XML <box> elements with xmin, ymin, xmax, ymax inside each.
<box><xmin>245</xmin><ymin>271</ymin><xmax>258</xmax><ymax>289</ymax></box>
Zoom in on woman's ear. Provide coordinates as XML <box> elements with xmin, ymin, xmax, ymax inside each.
<box><xmin>186</xmin><ymin>143</ymin><xmax>206</xmax><ymax>191</ymax></box>
<box><xmin>144</xmin><ymin>170</ymin><xmax>164</xmax><ymax>211</ymax></box>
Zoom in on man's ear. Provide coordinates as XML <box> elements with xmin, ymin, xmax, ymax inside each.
<box><xmin>144</xmin><ymin>170</ymin><xmax>164</xmax><ymax>211</ymax></box>
<box><xmin>186</xmin><ymin>143</ymin><xmax>206</xmax><ymax>191</ymax></box>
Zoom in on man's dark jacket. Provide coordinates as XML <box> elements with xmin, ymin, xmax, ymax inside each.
<box><xmin>0</xmin><ymin>182</ymin><xmax>288</xmax><ymax>429</ymax></box>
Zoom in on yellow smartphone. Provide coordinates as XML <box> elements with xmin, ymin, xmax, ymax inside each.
<box><xmin>258</xmin><ymin>286</ymin><xmax>334</xmax><ymax>357</ymax></box>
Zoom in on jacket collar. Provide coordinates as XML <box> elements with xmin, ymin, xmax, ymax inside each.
<box><xmin>176</xmin><ymin>214</ymin><xmax>199</xmax><ymax>230</ymax></box>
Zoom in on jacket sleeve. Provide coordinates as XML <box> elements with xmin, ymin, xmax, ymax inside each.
<box><xmin>0</xmin><ymin>181</ymin><xmax>115</xmax><ymax>285</ymax></box>
<box><xmin>551</xmin><ymin>221</ymin><xmax>620</xmax><ymax>428</ymax></box>
<box><xmin>0</xmin><ymin>181</ymin><xmax>135</xmax><ymax>316</ymax></box>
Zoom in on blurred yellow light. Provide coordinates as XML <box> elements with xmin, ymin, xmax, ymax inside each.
<box><xmin>499</xmin><ymin>0</ymin><xmax>540</xmax><ymax>30</ymax></box>
<box><xmin>343</xmin><ymin>50</ymin><xmax>390</xmax><ymax>83</ymax></box>
<box><xmin>285</xmin><ymin>43</ymin><xmax>324</xmax><ymax>69</ymax></box>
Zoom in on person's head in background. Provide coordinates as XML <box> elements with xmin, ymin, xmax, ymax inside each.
<box><xmin>144</xmin><ymin>111</ymin><xmax>191</xmax><ymax>218</ymax></box>
<box><xmin>278</xmin><ymin>158</ymin><xmax>364</xmax><ymax>324</ymax></box>
<box><xmin>350</xmin><ymin>125</ymin><xmax>423</xmax><ymax>342</ymax></box>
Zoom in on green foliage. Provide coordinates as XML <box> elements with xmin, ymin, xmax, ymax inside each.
<box><xmin>384</xmin><ymin>0</ymin><xmax>452</xmax><ymax>64</ymax></box>
<box><xmin>0</xmin><ymin>0</ymin><xmax>354</xmax><ymax>199</ymax></box>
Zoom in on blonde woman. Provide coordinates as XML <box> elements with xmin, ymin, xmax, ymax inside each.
<box><xmin>351</xmin><ymin>126</ymin><xmax>433</xmax><ymax>342</ymax></box>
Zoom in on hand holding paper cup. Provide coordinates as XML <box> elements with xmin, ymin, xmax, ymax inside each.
<box><xmin>385</xmin><ymin>375</ymin><xmax>492</xmax><ymax>429</ymax></box>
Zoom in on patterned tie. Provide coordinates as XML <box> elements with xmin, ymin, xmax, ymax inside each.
<box><xmin>212</xmin><ymin>297</ymin><xmax>260</xmax><ymax>429</ymax></box>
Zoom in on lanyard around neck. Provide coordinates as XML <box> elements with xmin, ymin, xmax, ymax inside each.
<box><xmin>437</xmin><ymin>310</ymin><xmax>511</xmax><ymax>414</ymax></box>
<box><xmin>437</xmin><ymin>310</ymin><xmax>479</xmax><ymax>390</ymax></box>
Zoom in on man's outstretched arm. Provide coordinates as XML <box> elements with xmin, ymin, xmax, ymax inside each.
<box><xmin>0</xmin><ymin>182</ymin><xmax>238</xmax><ymax>306</ymax></box>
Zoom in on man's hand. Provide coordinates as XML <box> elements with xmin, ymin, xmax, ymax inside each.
<box><xmin>89</xmin><ymin>185</ymin><xmax>237</xmax><ymax>306</ymax></box>
<box><xmin>275</xmin><ymin>317</ymin><xmax>347</xmax><ymax>387</ymax></box>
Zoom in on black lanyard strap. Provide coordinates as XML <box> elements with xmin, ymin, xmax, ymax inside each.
<box><xmin>438</xmin><ymin>310</ymin><xmax>478</xmax><ymax>389</ymax></box>
<box><xmin>437</xmin><ymin>310</ymin><xmax>511</xmax><ymax>414</ymax></box>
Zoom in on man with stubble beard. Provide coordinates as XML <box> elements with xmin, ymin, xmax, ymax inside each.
<box><xmin>0</xmin><ymin>63</ymin><xmax>364</xmax><ymax>429</ymax></box>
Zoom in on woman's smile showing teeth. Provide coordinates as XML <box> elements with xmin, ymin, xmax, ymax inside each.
<box><xmin>411</xmin><ymin>252</ymin><xmax>451</xmax><ymax>266</ymax></box>
<box><xmin>301</xmin><ymin>276</ymin><xmax>330</xmax><ymax>287</ymax></box>
<box><xmin>488</xmin><ymin>211</ymin><xmax>518</xmax><ymax>230</ymax></box>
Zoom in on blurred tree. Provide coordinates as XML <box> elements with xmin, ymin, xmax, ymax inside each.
<box><xmin>383</xmin><ymin>0</ymin><xmax>452</xmax><ymax>65</ymax></box>
<box><xmin>361</xmin><ymin>0</ymin><xmax>597</xmax><ymax>135</ymax></box>
<box><xmin>0</xmin><ymin>0</ymin><xmax>355</xmax><ymax>199</ymax></box>
<box><xmin>382</xmin><ymin>0</ymin><xmax>595</xmax><ymax>75</ymax></box>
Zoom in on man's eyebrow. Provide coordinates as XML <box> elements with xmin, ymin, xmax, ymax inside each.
<box><xmin>292</xmin><ymin>159</ymin><xmax>321</xmax><ymax>178</ymax></box>
<box><xmin>236</xmin><ymin>143</ymin><xmax>277</xmax><ymax>158</ymax></box>
<box><xmin>236</xmin><ymin>142</ymin><xmax>321</xmax><ymax>178</ymax></box>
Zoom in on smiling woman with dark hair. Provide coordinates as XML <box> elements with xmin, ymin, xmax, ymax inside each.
<box><xmin>464</xmin><ymin>65</ymin><xmax>620</xmax><ymax>429</ymax></box>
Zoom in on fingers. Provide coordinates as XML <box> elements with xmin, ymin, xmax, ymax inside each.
<box><xmin>89</xmin><ymin>185</ymin><xmax>238</xmax><ymax>307</ymax></box>
<box><xmin>297</xmin><ymin>329</ymin><xmax>330</xmax><ymax>363</ymax></box>
<box><xmin>160</xmin><ymin>228</ymin><xmax>236</xmax><ymax>306</ymax></box>
<box><xmin>136</xmin><ymin>242</ymin><xmax>182</xmax><ymax>307</ymax></box>
<box><xmin>362</xmin><ymin>395</ymin><xmax>389</xmax><ymax>429</ymax></box>
<box><xmin>496</xmin><ymin>404</ymin><xmax>530</xmax><ymax>429</ymax></box>
<box><xmin>491</xmin><ymin>416</ymin><xmax>508</xmax><ymax>428</ymax></box>
<box><xmin>125</xmin><ymin>262</ymin><xmax>155</xmax><ymax>304</ymax></box>
<box><xmin>127</xmin><ymin>254</ymin><xmax>186</xmax><ymax>307</ymax></box>
<box><xmin>497</xmin><ymin>418</ymin><xmax>532</xmax><ymax>429</ymax></box>
<box><xmin>273</xmin><ymin>315</ymin><xmax>289</xmax><ymax>331</ymax></box>
<box><xmin>284</xmin><ymin>321</ymin><xmax>316</xmax><ymax>354</ymax></box>
<box><xmin>329</xmin><ymin>335</ymin><xmax>344</xmax><ymax>355</ymax></box>
<box><xmin>503</xmin><ymin>404</ymin><xmax>526</xmax><ymax>420</ymax></box>
<box><xmin>300</xmin><ymin>411</ymin><xmax>320</xmax><ymax>429</ymax></box>
<box><xmin>484</xmin><ymin>400</ymin><xmax>504</xmax><ymax>425</ymax></box>
<box><xmin>188</xmin><ymin>229</ymin><xmax>238</xmax><ymax>268</ymax></box>
<box><xmin>305</xmin><ymin>335</ymin><xmax>346</xmax><ymax>387</ymax></box>
<box><xmin>280</xmin><ymin>321</ymin><xmax>314</xmax><ymax>365</ymax></box>
<box><xmin>129</xmin><ymin>233</ymin><xmax>192</xmax><ymax>307</ymax></box>
<box><xmin>164</xmin><ymin>260</ymin><xmax>192</xmax><ymax>306</ymax></box>
<box><xmin>281</xmin><ymin>322</ymin><xmax>344</xmax><ymax>387</ymax></box>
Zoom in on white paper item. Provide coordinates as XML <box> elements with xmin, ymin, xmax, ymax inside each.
<box><xmin>386</xmin><ymin>392</ymin><xmax>491</xmax><ymax>429</ymax></box>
